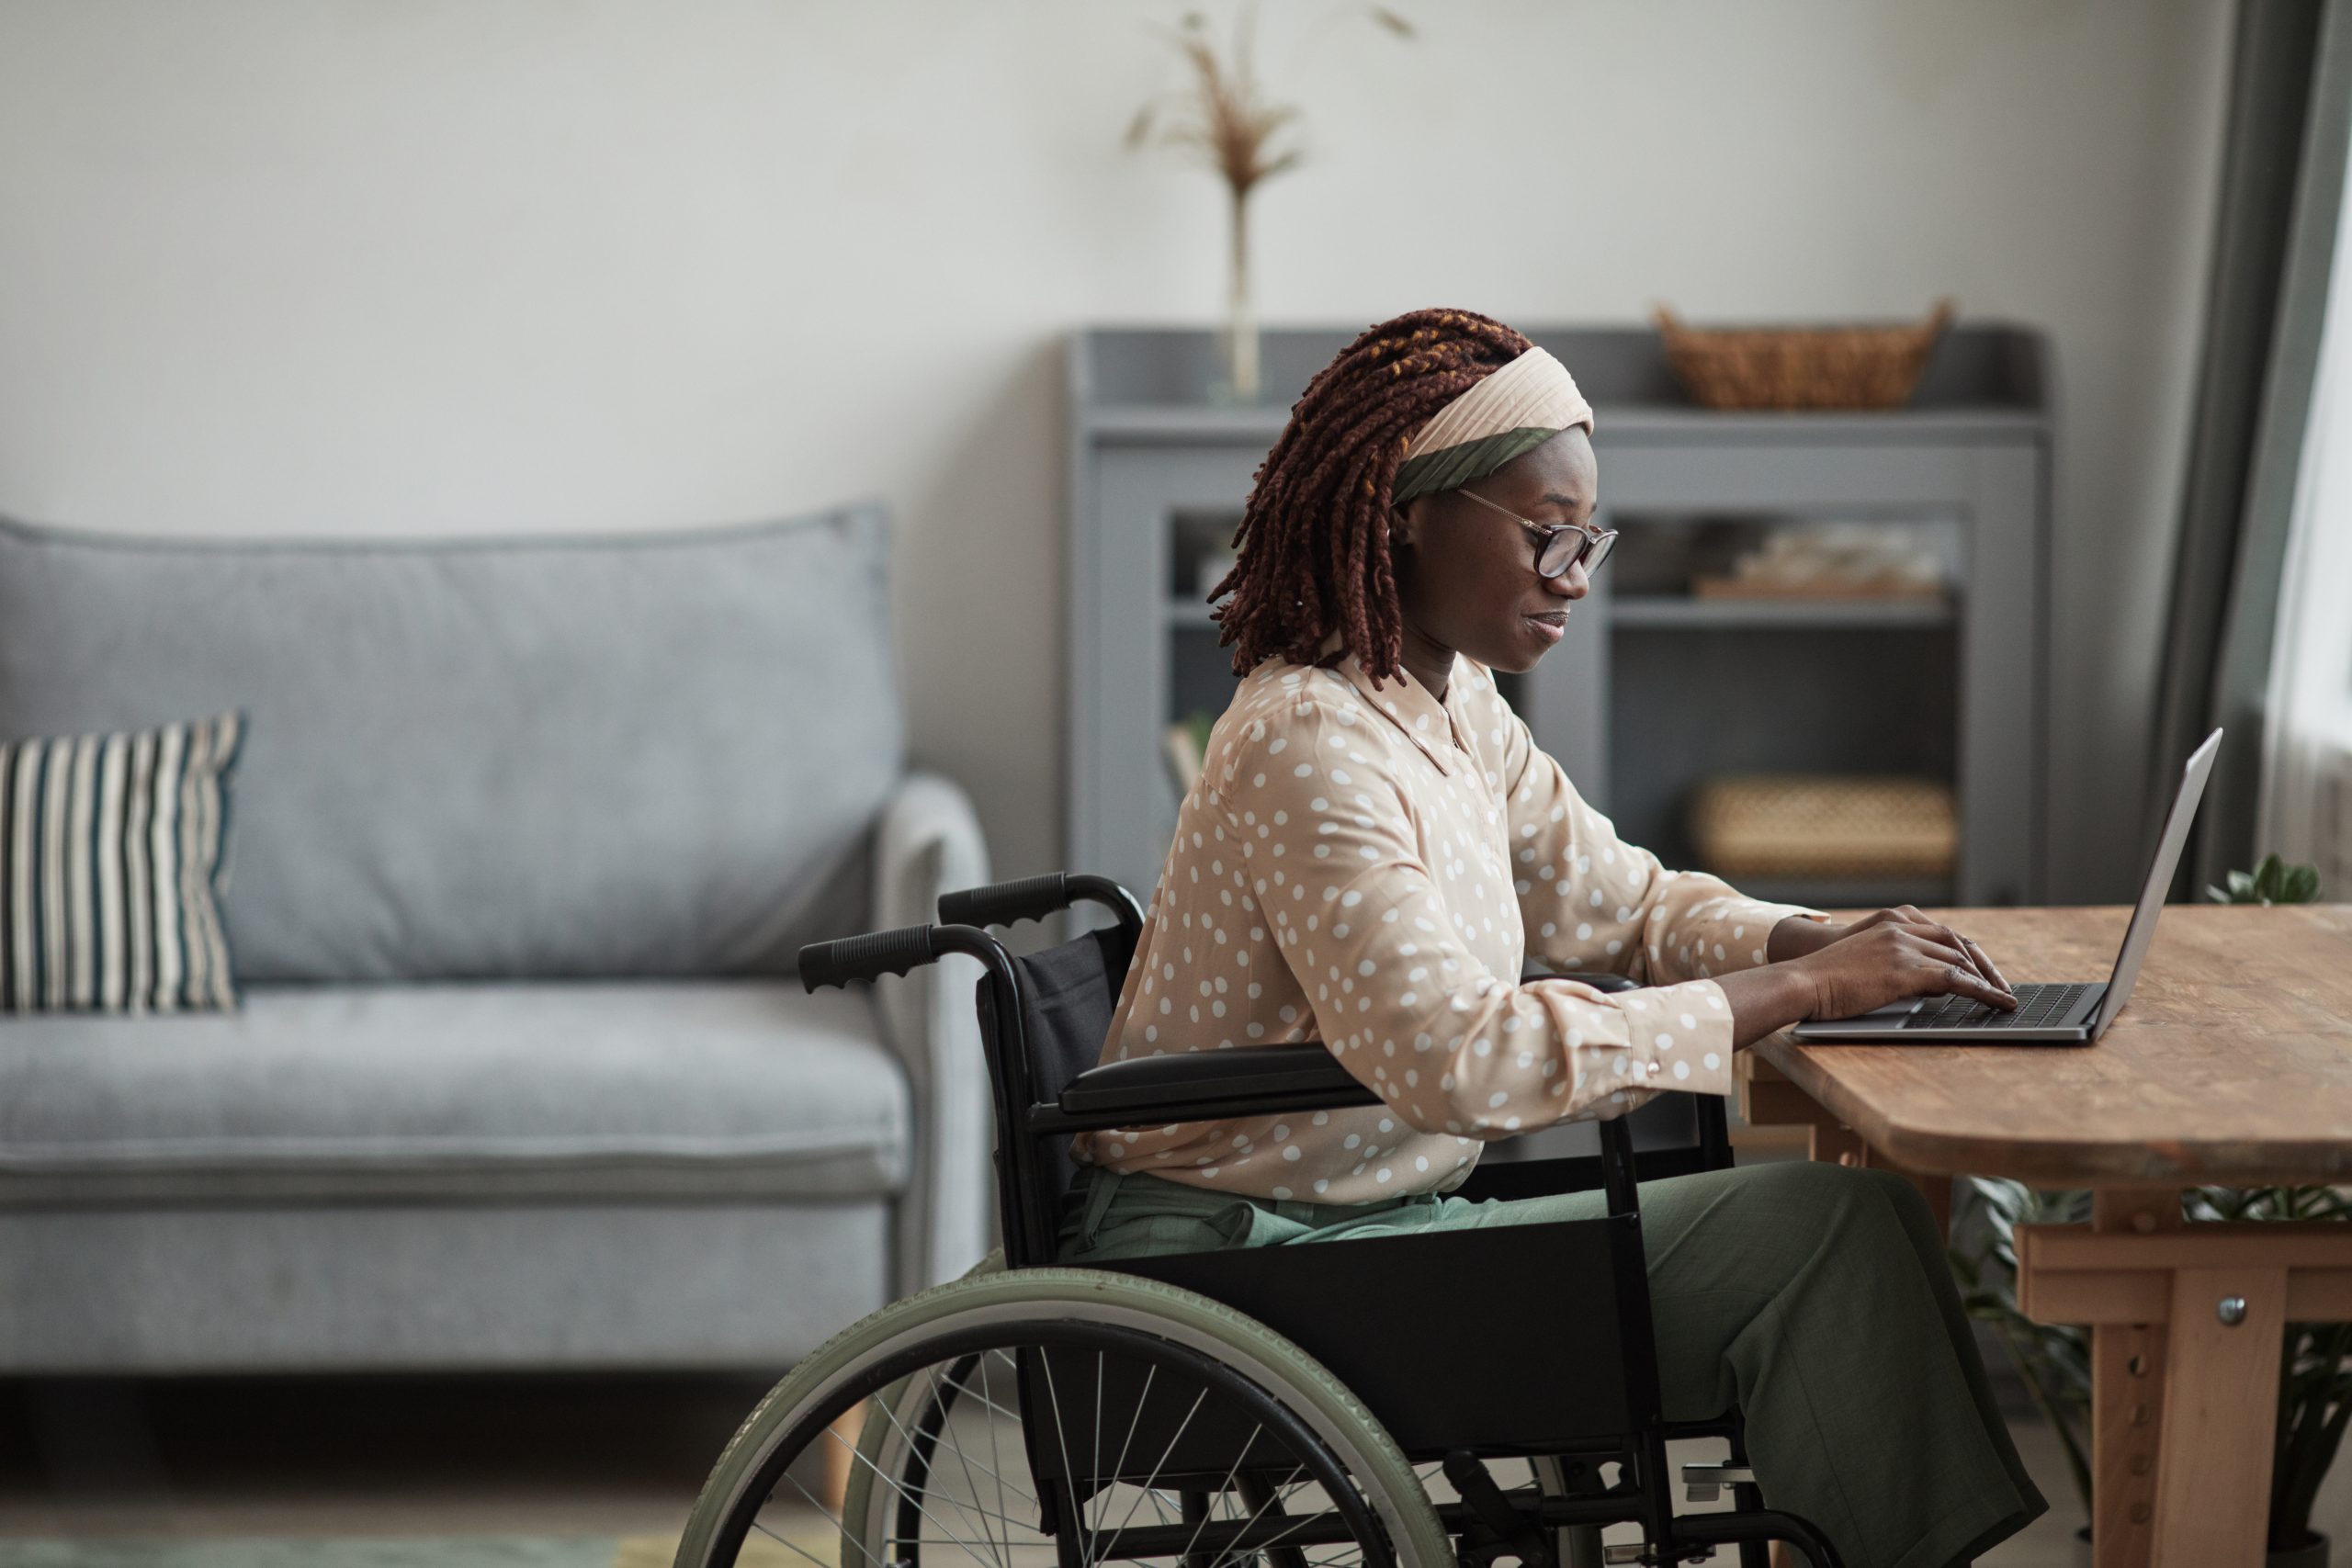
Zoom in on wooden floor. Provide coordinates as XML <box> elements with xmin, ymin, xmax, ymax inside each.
<box><xmin>0</xmin><ymin>1371</ymin><xmax>2343</xmax><ymax>1562</ymax></box>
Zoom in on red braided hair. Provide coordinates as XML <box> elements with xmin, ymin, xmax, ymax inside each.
<box><xmin>1211</xmin><ymin>308</ymin><xmax>1532</xmax><ymax>681</ymax></box>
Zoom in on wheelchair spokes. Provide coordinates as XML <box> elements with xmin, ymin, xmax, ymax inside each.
<box><xmin>694</xmin><ymin>1314</ymin><xmax>1410</xmax><ymax>1568</ymax></box>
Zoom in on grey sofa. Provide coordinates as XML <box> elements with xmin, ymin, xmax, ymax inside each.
<box><xmin>0</xmin><ymin>506</ymin><xmax>991</xmax><ymax>1371</ymax></box>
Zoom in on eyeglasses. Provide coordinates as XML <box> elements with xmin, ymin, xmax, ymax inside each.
<box><xmin>1453</xmin><ymin>488</ymin><xmax>1617</xmax><ymax>580</ymax></box>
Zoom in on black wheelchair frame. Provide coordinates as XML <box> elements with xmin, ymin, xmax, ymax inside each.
<box><xmin>801</xmin><ymin>871</ymin><xmax>1842</xmax><ymax>1568</ymax></box>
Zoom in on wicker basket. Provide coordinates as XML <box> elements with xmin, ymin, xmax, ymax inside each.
<box><xmin>1655</xmin><ymin>300</ymin><xmax>1956</xmax><ymax>412</ymax></box>
<box><xmin>1688</xmin><ymin>774</ymin><xmax>1957</xmax><ymax>880</ymax></box>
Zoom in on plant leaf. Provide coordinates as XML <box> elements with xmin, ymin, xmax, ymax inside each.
<box><xmin>2283</xmin><ymin>863</ymin><xmax>2321</xmax><ymax>903</ymax></box>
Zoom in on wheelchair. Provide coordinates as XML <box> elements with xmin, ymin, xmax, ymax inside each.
<box><xmin>672</xmin><ymin>873</ymin><xmax>1844</xmax><ymax>1568</ymax></box>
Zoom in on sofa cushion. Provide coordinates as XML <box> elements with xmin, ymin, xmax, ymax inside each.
<box><xmin>2</xmin><ymin>713</ymin><xmax>243</xmax><ymax>1013</ymax></box>
<box><xmin>0</xmin><ymin>508</ymin><xmax>904</xmax><ymax>983</ymax></box>
<box><xmin>0</xmin><ymin>981</ymin><xmax>909</xmax><ymax>1204</ymax></box>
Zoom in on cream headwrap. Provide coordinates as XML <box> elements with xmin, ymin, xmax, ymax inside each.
<box><xmin>1390</xmin><ymin>346</ymin><xmax>1594</xmax><ymax>504</ymax></box>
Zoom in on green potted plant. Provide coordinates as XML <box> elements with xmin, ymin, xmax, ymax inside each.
<box><xmin>2209</xmin><ymin>852</ymin><xmax>2324</xmax><ymax>908</ymax></box>
<box><xmin>1951</xmin><ymin>857</ymin><xmax>2340</xmax><ymax>1566</ymax></box>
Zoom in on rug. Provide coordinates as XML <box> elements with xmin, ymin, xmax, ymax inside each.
<box><xmin>0</xmin><ymin>1533</ymin><xmax>821</xmax><ymax>1568</ymax></box>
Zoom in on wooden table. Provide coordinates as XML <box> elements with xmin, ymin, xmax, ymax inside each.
<box><xmin>1737</xmin><ymin>905</ymin><xmax>2352</xmax><ymax>1568</ymax></box>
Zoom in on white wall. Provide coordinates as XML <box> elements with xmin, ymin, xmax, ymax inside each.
<box><xmin>0</xmin><ymin>0</ymin><xmax>2228</xmax><ymax>901</ymax></box>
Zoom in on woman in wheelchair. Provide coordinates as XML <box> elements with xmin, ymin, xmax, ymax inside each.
<box><xmin>1056</xmin><ymin>310</ymin><xmax>2045</xmax><ymax>1568</ymax></box>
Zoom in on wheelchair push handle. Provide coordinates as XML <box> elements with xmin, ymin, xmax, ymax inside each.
<box><xmin>938</xmin><ymin>873</ymin><xmax>1072</xmax><ymax>931</ymax></box>
<box><xmin>939</xmin><ymin>871</ymin><xmax>1146</xmax><ymax>937</ymax></box>
<box><xmin>798</xmin><ymin>924</ymin><xmax>938</xmax><ymax>992</ymax></box>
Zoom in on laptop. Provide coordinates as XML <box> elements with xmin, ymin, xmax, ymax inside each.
<box><xmin>1789</xmin><ymin>727</ymin><xmax>2223</xmax><ymax>1045</ymax></box>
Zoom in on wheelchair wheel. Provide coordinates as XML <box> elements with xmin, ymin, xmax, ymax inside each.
<box><xmin>673</xmin><ymin>1268</ymin><xmax>1451</xmax><ymax>1568</ymax></box>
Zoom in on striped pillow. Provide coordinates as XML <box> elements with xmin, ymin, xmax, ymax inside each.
<box><xmin>0</xmin><ymin>714</ymin><xmax>243</xmax><ymax>1013</ymax></box>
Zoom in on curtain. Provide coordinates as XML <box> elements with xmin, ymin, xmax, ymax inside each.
<box><xmin>2150</xmin><ymin>0</ymin><xmax>2352</xmax><ymax>899</ymax></box>
<box><xmin>2257</xmin><ymin>147</ymin><xmax>2352</xmax><ymax>896</ymax></box>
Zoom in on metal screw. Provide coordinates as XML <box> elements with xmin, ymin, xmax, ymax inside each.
<box><xmin>2219</xmin><ymin>1296</ymin><xmax>2249</xmax><ymax>1326</ymax></box>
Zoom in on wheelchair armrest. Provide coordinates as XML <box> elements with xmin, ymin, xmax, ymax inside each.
<box><xmin>1522</xmin><ymin>966</ymin><xmax>1640</xmax><ymax>993</ymax></box>
<box><xmin>1046</xmin><ymin>1045</ymin><xmax>1380</xmax><ymax>1131</ymax></box>
<box><xmin>1046</xmin><ymin>973</ymin><xmax>1646</xmax><ymax>1133</ymax></box>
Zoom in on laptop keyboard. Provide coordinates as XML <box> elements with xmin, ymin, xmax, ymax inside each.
<box><xmin>1903</xmin><ymin>981</ymin><xmax>2094</xmax><ymax>1031</ymax></box>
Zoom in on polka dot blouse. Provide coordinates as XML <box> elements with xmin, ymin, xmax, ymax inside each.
<box><xmin>1070</xmin><ymin>649</ymin><xmax>1826</xmax><ymax>1204</ymax></box>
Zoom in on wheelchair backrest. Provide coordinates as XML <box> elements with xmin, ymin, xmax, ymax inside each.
<box><xmin>981</xmin><ymin>923</ymin><xmax>1136</xmax><ymax>1235</ymax></box>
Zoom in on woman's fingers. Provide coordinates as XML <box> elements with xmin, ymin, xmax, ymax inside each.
<box><xmin>1939</xmin><ymin>962</ymin><xmax>2017</xmax><ymax>1009</ymax></box>
<box><xmin>1958</xmin><ymin>934</ymin><xmax>2015</xmax><ymax>998</ymax></box>
<box><xmin>1891</xmin><ymin>926</ymin><xmax>2004</xmax><ymax>1010</ymax></box>
<box><xmin>1893</xmin><ymin>914</ymin><xmax>2012</xmax><ymax>1001</ymax></box>
<box><xmin>1899</xmin><ymin>930</ymin><xmax>2018</xmax><ymax>1010</ymax></box>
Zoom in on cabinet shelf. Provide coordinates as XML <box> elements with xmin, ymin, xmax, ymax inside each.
<box><xmin>1181</xmin><ymin>596</ymin><xmax>1958</xmax><ymax>630</ymax></box>
<box><xmin>1609</xmin><ymin>595</ymin><xmax>1956</xmax><ymax>629</ymax></box>
<box><xmin>1715</xmin><ymin>875</ymin><xmax>1958</xmax><ymax>909</ymax></box>
<box><xmin>1072</xmin><ymin>325</ymin><xmax>2052</xmax><ymax>910</ymax></box>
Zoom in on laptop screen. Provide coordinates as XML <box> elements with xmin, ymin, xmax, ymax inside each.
<box><xmin>2092</xmin><ymin>728</ymin><xmax>2223</xmax><ymax>1034</ymax></box>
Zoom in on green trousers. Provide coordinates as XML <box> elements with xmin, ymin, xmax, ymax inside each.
<box><xmin>1058</xmin><ymin>1157</ymin><xmax>2045</xmax><ymax>1568</ymax></box>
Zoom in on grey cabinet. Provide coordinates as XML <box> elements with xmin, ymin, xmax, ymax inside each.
<box><xmin>1069</xmin><ymin>326</ymin><xmax>2052</xmax><ymax>913</ymax></box>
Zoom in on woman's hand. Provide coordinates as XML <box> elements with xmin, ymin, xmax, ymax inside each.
<box><xmin>1719</xmin><ymin>909</ymin><xmax>2018</xmax><ymax>1047</ymax></box>
<box><xmin>1774</xmin><ymin>907</ymin><xmax>2013</xmax><ymax>998</ymax></box>
<box><xmin>1789</xmin><ymin>914</ymin><xmax>2019</xmax><ymax>1020</ymax></box>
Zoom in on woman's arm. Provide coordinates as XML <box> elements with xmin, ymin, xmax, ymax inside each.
<box><xmin>1713</xmin><ymin>964</ymin><xmax>1821</xmax><ymax>1050</ymax></box>
<box><xmin>1468</xmin><ymin>671</ymin><xmax>1832</xmax><ymax>986</ymax></box>
<box><xmin>1212</xmin><ymin>693</ymin><xmax>1732</xmax><ymax>1137</ymax></box>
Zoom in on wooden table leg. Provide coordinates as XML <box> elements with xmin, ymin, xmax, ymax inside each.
<box><xmin>1739</xmin><ymin>1057</ymin><xmax>1952</xmax><ymax>1235</ymax></box>
<box><xmin>2149</xmin><ymin>1266</ymin><xmax>2287</xmax><ymax>1568</ymax></box>
<box><xmin>2091</xmin><ymin>1191</ymin><xmax>2177</xmax><ymax>1568</ymax></box>
<box><xmin>820</xmin><ymin>1398</ymin><xmax>868</xmax><ymax>1517</ymax></box>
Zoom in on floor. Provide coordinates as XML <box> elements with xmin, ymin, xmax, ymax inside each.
<box><xmin>0</xmin><ymin>1368</ymin><xmax>2085</xmax><ymax>1564</ymax></box>
<box><xmin>0</xmin><ymin>1365</ymin><xmax>2342</xmax><ymax>1564</ymax></box>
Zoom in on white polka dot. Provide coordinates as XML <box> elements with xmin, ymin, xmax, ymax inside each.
<box><xmin>1657</xmin><ymin>1033</ymin><xmax>1674</xmax><ymax>1049</ymax></box>
<box><xmin>1672</xmin><ymin>1060</ymin><xmax>1690</xmax><ymax>1080</ymax></box>
<box><xmin>1269</xmin><ymin>738</ymin><xmax>1287</xmax><ymax>754</ymax></box>
<box><xmin>1680</xmin><ymin>1013</ymin><xmax>1698</xmax><ymax>1030</ymax></box>
<box><xmin>1703</xmin><ymin>1053</ymin><xmax>1722</xmax><ymax>1069</ymax></box>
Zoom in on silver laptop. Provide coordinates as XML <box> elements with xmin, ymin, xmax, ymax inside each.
<box><xmin>1790</xmin><ymin>727</ymin><xmax>2223</xmax><ymax>1044</ymax></box>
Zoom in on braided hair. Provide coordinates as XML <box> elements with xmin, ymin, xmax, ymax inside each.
<box><xmin>1212</xmin><ymin>308</ymin><xmax>1532</xmax><ymax>682</ymax></box>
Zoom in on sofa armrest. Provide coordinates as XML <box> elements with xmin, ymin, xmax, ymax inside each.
<box><xmin>870</xmin><ymin>772</ymin><xmax>992</xmax><ymax>1293</ymax></box>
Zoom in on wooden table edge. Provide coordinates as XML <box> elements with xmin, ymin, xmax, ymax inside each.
<box><xmin>1746</xmin><ymin>1035</ymin><xmax>2352</xmax><ymax>1188</ymax></box>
